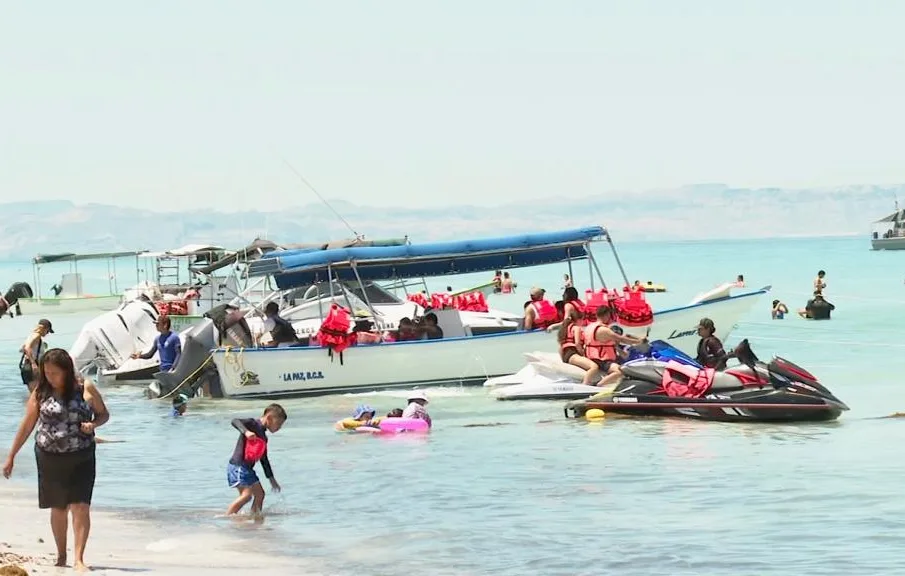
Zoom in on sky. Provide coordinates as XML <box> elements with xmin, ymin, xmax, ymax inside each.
<box><xmin>1</xmin><ymin>0</ymin><xmax>904</xmax><ymax>212</ymax></box>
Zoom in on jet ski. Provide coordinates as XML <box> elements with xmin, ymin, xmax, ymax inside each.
<box><xmin>486</xmin><ymin>338</ymin><xmax>697</xmax><ymax>401</ymax></box>
<box><xmin>565</xmin><ymin>339</ymin><xmax>848</xmax><ymax>422</ymax></box>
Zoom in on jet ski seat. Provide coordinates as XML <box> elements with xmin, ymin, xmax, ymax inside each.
<box><xmin>620</xmin><ymin>363</ymin><xmax>665</xmax><ymax>385</ymax></box>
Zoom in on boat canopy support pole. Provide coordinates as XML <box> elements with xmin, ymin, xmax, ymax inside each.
<box><xmin>605</xmin><ymin>233</ymin><xmax>630</xmax><ymax>287</ymax></box>
<box><xmin>350</xmin><ymin>261</ymin><xmax>378</xmax><ymax>317</ymax></box>
<box><xmin>33</xmin><ymin>262</ymin><xmax>40</xmax><ymax>303</ymax></box>
<box><xmin>74</xmin><ymin>257</ymin><xmax>80</xmax><ymax>296</ymax></box>
<box><xmin>586</xmin><ymin>243</ymin><xmax>607</xmax><ymax>290</ymax></box>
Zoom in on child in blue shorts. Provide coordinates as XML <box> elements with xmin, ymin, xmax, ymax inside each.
<box><xmin>226</xmin><ymin>403</ymin><xmax>287</xmax><ymax>515</ymax></box>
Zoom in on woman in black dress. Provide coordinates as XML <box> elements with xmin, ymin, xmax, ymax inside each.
<box><xmin>3</xmin><ymin>348</ymin><xmax>109</xmax><ymax>571</ymax></box>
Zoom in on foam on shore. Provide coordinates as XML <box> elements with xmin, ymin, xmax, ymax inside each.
<box><xmin>0</xmin><ymin>484</ymin><xmax>321</xmax><ymax>575</ymax></box>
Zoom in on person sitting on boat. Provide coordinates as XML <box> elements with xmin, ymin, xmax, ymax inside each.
<box><xmin>421</xmin><ymin>312</ymin><xmax>444</xmax><ymax>340</ymax></box>
<box><xmin>734</xmin><ymin>274</ymin><xmax>745</xmax><ymax>288</ymax></box>
<box><xmin>557</xmin><ymin>315</ymin><xmax>601</xmax><ymax>385</ymax></box>
<box><xmin>584</xmin><ymin>306</ymin><xmax>646</xmax><ymax>387</ymax></box>
<box><xmin>402</xmin><ymin>390</ymin><xmax>431</xmax><ymax>427</ymax></box>
<box><xmin>695</xmin><ymin>317</ymin><xmax>728</xmax><ymax>369</ymax></box>
<box><xmin>352</xmin><ymin>314</ymin><xmax>382</xmax><ymax>345</ymax></box>
<box><xmin>523</xmin><ymin>287</ymin><xmax>558</xmax><ymax>331</ymax></box>
<box><xmin>335</xmin><ymin>404</ymin><xmax>381</xmax><ymax>431</ymax></box>
<box><xmin>562</xmin><ymin>287</ymin><xmax>585</xmax><ymax>324</ymax></box>
<box><xmin>395</xmin><ymin>317</ymin><xmax>420</xmax><ymax>342</ymax></box>
<box><xmin>772</xmin><ymin>299</ymin><xmax>789</xmax><ymax>319</ymax></box>
<box><xmin>631</xmin><ymin>280</ymin><xmax>643</xmax><ymax>293</ymax></box>
<box><xmin>261</xmin><ymin>302</ymin><xmax>300</xmax><ymax>348</ymax></box>
<box><xmin>814</xmin><ymin>270</ymin><xmax>826</xmax><ymax>295</ymax></box>
<box><xmin>798</xmin><ymin>292</ymin><xmax>834</xmax><ymax>320</ymax></box>
<box><xmin>132</xmin><ymin>315</ymin><xmax>182</xmax><ymax>372</ymax></box>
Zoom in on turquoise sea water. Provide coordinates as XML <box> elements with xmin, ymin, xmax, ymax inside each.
<box><xmin>3</xmin><ymin>235</ymin><xmax>905</xmax><ymax>575</ymax></box>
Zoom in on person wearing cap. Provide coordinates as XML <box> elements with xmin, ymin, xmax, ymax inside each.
<box><xmin>402</xmin><ymin>390</ymin><xmax>431</xmax><ymax>428</ymax></box>
<box><xmin>18</xmin><ymin>319</ymin><xmax>53</xmax><ymax>390</ymax></box>
<box><xmin>695</xmin><ymin>317</ymin><xmax>728</xmax><ymax>369</ymax></box>
<box><xmin>523</xmin><ymin>286</ymin><xmax>557</xmax><ymax>331</ymax></box>
<box><xmin>772</xmin><ymin>299</ymin><xmax>789</xmax><ymax>320</ymax></box>
<box><xmin>335</xmin><ymin>404</ymin><xmax>381</xmax><ymax>430</ymax></box>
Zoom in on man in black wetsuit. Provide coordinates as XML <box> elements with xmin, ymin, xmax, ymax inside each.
<box><xmin>695</xmin><ymin>317</ymin><xmax>728</xmax><ymax>369</ymax></box>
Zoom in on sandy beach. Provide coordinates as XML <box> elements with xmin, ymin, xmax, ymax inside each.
<box><xmin>0</xmin><ymin>484</ymin><xmax>312</xmax><ymax>575</ymax></box>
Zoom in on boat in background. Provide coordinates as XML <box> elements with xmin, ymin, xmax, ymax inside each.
<box><xmin>17</xmin><ymin>250</ymin><xmax>147</xmax><ymax>315</ymax></box>
<box><xmin>203</xmin><ymin>225</ymin><xmax>770</xmax><ymax>399</ymax></box>
<box><xmin>870</xmin><ymin>202</ymin><xmax>905</xmax><ymax>250</ymax></box>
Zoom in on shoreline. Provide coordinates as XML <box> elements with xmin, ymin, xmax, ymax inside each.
<box><xmin>0</xmin><ymin>483</ymin><xmax>318</xmax><ymax>575</ymax></box>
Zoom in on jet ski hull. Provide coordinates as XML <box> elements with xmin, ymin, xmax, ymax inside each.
<box><xmin>567</xmin><ymin>389</ymin><xmax>847</xmax><ymax>422</ymax></box>
<box><xmin>493</xmin><ymin>381</ymin><xmax>606</xmax><ymax>401</ymax></box>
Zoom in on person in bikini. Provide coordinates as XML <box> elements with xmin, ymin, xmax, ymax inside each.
<box><xmin>557</xmin><ymin>314</ymin><xmax>601</xmax><ymax>385</ymax></box>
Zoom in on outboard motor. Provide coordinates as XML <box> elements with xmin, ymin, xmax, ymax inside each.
<box><xmin>1</xmin><ymin>282</ymin><xmax>33</xmax><ymax>317</ymax></box>
<box><xmin>206</xmin><ymin>304</ymin><xmax>253</xmax><ymax>347</ymax></box>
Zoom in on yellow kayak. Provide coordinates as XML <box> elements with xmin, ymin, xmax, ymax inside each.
<box><xmin>641</xmin><ymin>283</ymin><xmax>667</xmax><ymax>293</ymax></box>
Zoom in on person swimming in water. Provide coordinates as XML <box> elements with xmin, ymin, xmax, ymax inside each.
<box><xmin>772</xmin><ymin>299</ymin><xmax>789</xmax><ymax>319</ymax></box>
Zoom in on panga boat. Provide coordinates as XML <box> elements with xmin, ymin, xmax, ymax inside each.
<box><xmin>17</xmin><ymin>251</ymin><xmax>148</xmax><ymax>315</ymax></box>
<box><xmin>203</xmin><ymin>226</ymin><xmax>770</xmax><ymax>399</ymax></box>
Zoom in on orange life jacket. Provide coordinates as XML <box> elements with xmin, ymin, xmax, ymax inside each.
<box><xmin>560</xmin><ymin>320</ymin><xmax>580</xmax><ymax>351</ymax></box>
<box><xmin>529</xmin><ymin>299</ymin><xmax>558</xmax><ymax>330</ymax></box>
<box><xmin>407</xmin><ymin>293</ymin><xmax>430</xmax><ymax>309</ymax></box>
<box><xmin>583</xmin><ymin>322</ymin><xmax>618</xmax><ymax>361</ymax></box>
<box><xmin>316</xmin><ymin>304</ymin><xmax>354</xmax><ymax>363</ymax></box>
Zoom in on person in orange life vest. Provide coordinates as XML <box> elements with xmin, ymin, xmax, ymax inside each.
<box><xmin>584</xmin><ymin>306</ymin><xmax>646</xmax><ymax>387</ymax></box>
<box><xmin>523</xmin><ymin>287</ymin><xmax>557</xmax><ymax>330</ymax></box>
<box><xmin>352</xmin><ymin>314</ymin><xmax>382</xmax><ymax>345</ymax></box>
<box><xmin>695</xmin><ymin>317</ymin><xmax>728</xmax><ymax>369</ymax></box>
<box><xmin>562</xmin><ymin>287</ymin><xmax>585</xmax><ymax>324</ymax></box>
<box><xmin>557</xmin><ymin>316</ymin><xmax>602</xmax><ymax>385</ymax></box>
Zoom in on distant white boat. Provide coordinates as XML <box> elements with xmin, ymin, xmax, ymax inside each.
<box><xmin>17</xmin><ymin>251</ymin><xmax>147</xmax><ymax>315</ymax></box>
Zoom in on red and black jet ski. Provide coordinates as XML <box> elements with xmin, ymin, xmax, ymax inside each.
<box><xmin>565</xmin><ymin>339</ymin><xmax>848</xmax><ymax>422</ymax></box>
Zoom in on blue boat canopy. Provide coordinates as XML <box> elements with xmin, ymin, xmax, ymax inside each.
<box><xmin>249</xmin><ymin>226</ymin><xmax>607</xmax><ymax>289</ymax></box>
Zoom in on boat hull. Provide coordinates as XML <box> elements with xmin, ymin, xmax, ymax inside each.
<box><xmin>871</xmin><ymin>237</ymin><xmax>905</xmax><ymax>251</ymax></box>
<box><xmin>210</xmin><ymin>289</ymin><xmax>768</xmax><ymax>399</ymax></box>
<box><xmin>18</xmin><ymin>295</ymin><xmax>122</xmax><ymax>315</ymax></box>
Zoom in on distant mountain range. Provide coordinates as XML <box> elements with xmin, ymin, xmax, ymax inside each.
<box><xmin>0</xmin><ymin>184</ymin><xmax>899</xmax><ymax>261</ymax></box>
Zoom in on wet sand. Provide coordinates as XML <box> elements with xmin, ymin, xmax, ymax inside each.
<box><xmin>0</xmin><ymin>485</ymin><xmax>313</xmax><ymax>575</ymax></box>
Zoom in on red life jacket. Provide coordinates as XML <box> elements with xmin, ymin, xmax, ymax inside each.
<box><xmin>613</xmin><ymin>287</ymin><xmax>654</xmax><ymax>327</ymax></box>
<box><xmin>244</xmin><ymin>436</ymin><xmax>267</xmax><ymax>463</ymax></box>
<box><xmin>407</xmin><ymin>293</ymin><xmax>430</xmax><ymax>309</ymax></box>
<box><xmin>529</xmin><ymin>299</ymin><xmax>557</xmax><ymax>330</ymax></box>
<box><xmin>316</xmin><ymin>304</ymin><xmax>354</xmax><ymax>363</ymax></box>
<box><xmin>583</xmin><ymin>322</ymin><xmax>618</xmax><ymax>361</ymax></box>
<box><xmin>660</xmin><ymin>360</ymin><xmax>714</xmax><ymax>398</ymax></box>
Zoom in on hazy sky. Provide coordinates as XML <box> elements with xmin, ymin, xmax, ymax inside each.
<box><xmin>1</xmin><ymin>0</ymin><xmax>903</xmax><ymax>212</ymax></box>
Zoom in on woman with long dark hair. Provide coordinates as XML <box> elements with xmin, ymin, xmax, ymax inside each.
<box><xmin>2</xmin><ymin>348</ymin><xmax>109</xmax><ymax>571</ymax></box>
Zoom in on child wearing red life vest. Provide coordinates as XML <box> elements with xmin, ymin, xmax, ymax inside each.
<box><xmin>226</xmin><ymin>403</ymin><xmax>287</xmax><ymax>516</ymax></box>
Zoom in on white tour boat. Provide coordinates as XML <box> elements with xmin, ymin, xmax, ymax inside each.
<box><xmin>203</xmin><ymin>226</ymin><xmax>770</xmax><ymax>399</ymax></box>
